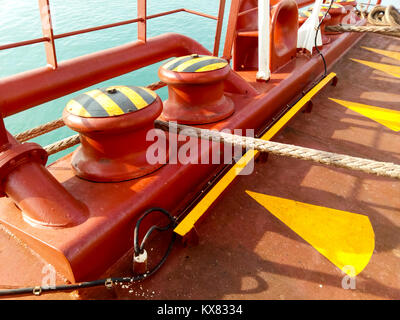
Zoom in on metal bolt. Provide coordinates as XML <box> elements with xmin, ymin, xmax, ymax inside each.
<box><xmin>107</xmin><ymin>88</ymin><xmax>118</xmax><ymax>94</ymax></box>
<box><xmin>33</xmin><ymin>286</ymin><xmax>42</xmax><ymax>296</ymax></box>
<box><xmin>105</xmin><ymin>278</ymin><xmax>113</xmax><ymax>290</ymax></box>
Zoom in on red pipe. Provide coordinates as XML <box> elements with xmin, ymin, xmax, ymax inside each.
<box><xmin>4</xmin><ymin>160</ymin><xmax>88</xmax><ymax>228</ymax></box>
<box><xmin>0</xmin><ymin>34</ymin><xmax>210</xmax><ymax>117</ymax></box>
<box><xmin>1</xmin><ymin>134</ymin><xmax>88</xmax><ymax>228</ymax></box>
<box><xmin>0</xmin><ymin>37</ymin><xmax>49</xmax><ymax>51</ymax></box>
<box><xmin>0</xmin><ymin>33</ymin><xmax>256</xmax><ymax>118</ymax></box>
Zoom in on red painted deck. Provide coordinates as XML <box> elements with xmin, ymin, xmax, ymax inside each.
<box><xmin>1</xmin><ymin>32</ymin><xmax>399</xmax><ymax>300</ymax></box>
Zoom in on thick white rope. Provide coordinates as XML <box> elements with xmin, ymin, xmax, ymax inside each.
<box><xmin>155</xmin><ymin>120</ymin><xmax>400</xmax><ymax>180</ymax></box>
<box><xmin>44</xmin><ymin>134</ymin><xmax>80</xmax><ymax>156</ymax></box>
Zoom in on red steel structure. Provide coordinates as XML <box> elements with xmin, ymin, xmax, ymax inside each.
<box><xmin>0</xmin><ymin>0</ymin><xmax>374</xmax><ymax>283</ymax></box>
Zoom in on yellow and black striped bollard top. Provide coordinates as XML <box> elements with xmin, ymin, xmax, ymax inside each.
<box><xmin>66</xmin><ymin>86</ymin><xmax>157</xmax><ymax>118</ymax></box>
<box><xmin>161</xmin><ymin>54</ymin><xmax>228</xmax><ymax>73</ymax></box>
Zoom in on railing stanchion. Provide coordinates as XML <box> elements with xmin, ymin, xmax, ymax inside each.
<box><xmin>213</xmin><ymin>0</ymin><xmax>226</xmax><ymax>56</ymax></box>
<box><xmin>138</xmin><ymin>0</ymin><xmax>147</xmax><ymax>42</ymax></box>
<box><xmin>256</xmin><ymin>0</ymin><xmax>271</xmax><ymax>81</ymax></box>
<box><xmin>222</xmin><ymin>0</ymin><xmax>241</xmax><ymax>61</ymax></box>
<box><xmin>38</xmin><ymin>0</ymin><xmax>58</xmax><ymax>69</ymax></box>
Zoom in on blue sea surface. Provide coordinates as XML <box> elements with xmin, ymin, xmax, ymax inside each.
<box><xmin>0</xmin><ymin>0</ymin><xmax>397</xmax><ymax>162</ymax></box>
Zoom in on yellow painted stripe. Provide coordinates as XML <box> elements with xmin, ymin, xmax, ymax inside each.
<box><xmin>361</xmin><ymin>46</ymin><xmax>400</xmax><ymax>62</ymax></box>
<box><xmin>173</xmin><ymin>56</ymin><xmax>215</xmax><ymax>72</ymax></box>
<box><xmin>246</xmin><ymin>191</ymin><xmax>375</xmax><ymax>276</ymax></box>
<box><xmin>174</xmin><ymin>72</ymin><xmax>337</xmax><ymax>236</ymax></box>
<box><xmin>85</xmin><ymin>90</ymin><xmax>125</xmax><ymax>116</ymax></box>
<box><xmin>66</xmin><ymin>100</ymin><xmax>91</xmax><ymax>117</ymax></box>
<box><xmin>330</xmin><ymin>98</ymin><xmax>400</xmax><ymax>131</ymax></box>
<box><xmin>351</xmin><ymin>58</ymin><xmax>400</xmax><ymax>78</ymax></box>
<box><xmin>162</xmin><ymin>55</ymin><xmax>191</xmax><ymax>70</ymax></box>
<box><xmin>196</xmin><ymin>62</ymin><xmax>228</xmax><ymax>72</ymax></box>
<box><xmin>142</xmin><ymin>87</ymin><xmax>158</xmax><ymax>99</ymax></box>
<box><xmin>113</xmin><ymin>86</ymin><xmax>149</xmax><ymax>110</ymax></box>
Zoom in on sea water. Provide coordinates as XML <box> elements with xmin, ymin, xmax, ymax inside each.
<box><xmin>0</xmin><ymin>0</ymin><xmax>397</xmax><ymax>162</ymax></box>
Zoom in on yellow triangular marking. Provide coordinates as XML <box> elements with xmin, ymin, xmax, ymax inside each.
<box><xmin>329</xmin><ymin>98</ymin><xmax>400</xmax><ymax>132</ymax></box>
<box><xmin>246</xmin><ymin>191</ymin><xmax>375</xmax><ymax>276</ymax></box>
<box><xmin>350</xmin><ymin>58</ymin><xmax>400</xmax><ymax>78</ymax></box>
<box><xmin>361</xmin><ymin>46</ymin><xmax>400</xmax><ymax>62</ymax></box>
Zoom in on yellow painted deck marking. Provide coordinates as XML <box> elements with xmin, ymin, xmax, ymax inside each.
<box><xmin>85</xmin><ymin>90</ymin><xmax>125</xmax><ymax>116</ymax></box>
<box><xmin>350</xmin><ymin>58</ymin><xmax>400</xmax><ymax>79</ymax></box>
<box><xmin>174</xmin><ymin>72</ymin><xmax>337</xmax><ymax>236</ymax></box>
<box><xmin>330</xmin><ymin>98</ymin><xmax>400</xmax><ymax>131</ymax></box>
<box><xmin>361</xmin><ymin>47</ymin><xmax>400</xmax><ymax>62</ymax></box>
<box><xmin>246</xmin><ymin>191</ymin><xmax>375</xmax><ymax>276</ymax></box>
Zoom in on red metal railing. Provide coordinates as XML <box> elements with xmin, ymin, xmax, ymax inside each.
<box><xmin>0</xmin><ymin>0</ymin><xmax>226</xmax><ymax>68</ymax></box>
<box><xmin>222</xmin><ymin>0</ymin><xmax>318</xmax><ymax>60</ymax></box>
<box><xmin>0</xmin><ymin>0</ymin><xmax>226</xmax><ymax>147</ymax></box>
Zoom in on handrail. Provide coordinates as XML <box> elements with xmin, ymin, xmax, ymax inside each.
<box><xmin>0</xmin><ymin>0</ymin><xmax>225</xmax><ymax>59</ymax></box>
<box><xmin>54</xmin><ymin>17</ymin><xmax>143</xmax><ymax>41</ymax></box>
<box><xmin>0</xmin><ymin>37</ymin><xmax>50</xmax><ymax>51</ymax></box>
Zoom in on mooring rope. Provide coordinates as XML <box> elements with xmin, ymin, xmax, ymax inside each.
<box><xmin>145</xmin><ymin>80</ymin><xmax>166</xmax><ymax>91</ymax></box>
<box><xmin>385</xmin><ymin>5</ymin><xmax>400</xmax><ymax>27</ymax></box>
<box><xmin>155</xmin><ymin>120</ymin><xmax>400</xmax><ymax>180</ymax></box>
<box><xmin>325</xmin><ymin>25</ymin><xmax>400</xmax><ymax>37</ymax></box>
<box><xmin>367</xmin><ymin>5</ymin><xmax>390</xmax><ymax>25</ymax></box>
<box><xmin>43</xmin><ymin>134</ymin><xmax>80</xmax><ymax>156</ymax></box>
<box><xmin>29</xmin><ymin>119</ymin><xmax>400</xmax><ymax>180</ymax></box>
<box><xmin>367</xmin><ymin>5</ymin><xmax>400</xmax><ymax>27</ymax></box>
<box><xmin>10</xmin><ymin>72</ymin><xmax>400</xmax><ymax>179</ymax></box>
<box><xmin>14</xmin><ymin>118</ymin><xmax>65</xmax><ymax>143</ymax></box>
<box><xmin>329</xmin><ymin>4</ymin><xmax>400</xmax><ymax>37</ymax></box>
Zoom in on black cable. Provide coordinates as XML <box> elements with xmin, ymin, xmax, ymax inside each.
<box><xmin>0</xmin><ymin>207</ymin><xmax>177</xmax><ymax>298</ymax></box>
<box><xmin>314</xmin><ymin>0</ymin><xmax>334</xmax><ymax>77</ymax></box>
<box><xmin>133</xmin><ymin>207</ymin><xmax>176</xmax><ymax>255</ymax></box>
